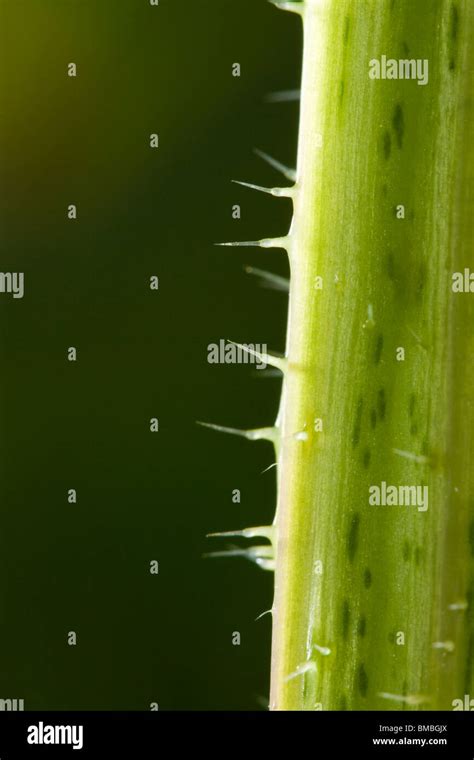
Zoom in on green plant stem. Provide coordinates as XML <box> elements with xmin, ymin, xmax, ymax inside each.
<box><xmin>270</xmin><ymin>0</ymin><xmax>474</xmax><ymax>710</ymax></box>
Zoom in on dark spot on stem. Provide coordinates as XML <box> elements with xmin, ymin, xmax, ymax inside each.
<box><xmin>403</xmin><ymin>540</ymin><xmax>411</xmax><ymax>561</ymax></box>
<box><xmin>357</xmin><ymin>663</ymin><xmax>369</xmax><ymax>697</ymax></box>
<box><xmin>342</xmin><ymin>599</ymin><xmax>351</xmax><ymax>639</ymax></box>
<box><xmin>402</xmin><ymin>40</ymin><xmax>410</xmax><ymax>55</ymax></box>
<box><xmin>352</xmin><ymin>397</ymin><xmax>363</xmax><ymax>447</ymax></box>
<box><xmin>392</xmin><ymin>103</ymin><xmax>404</xmax><ymax>149</ymax></box>
<box><xmin>383</xmin><ymin>130</ymin><xmax>391</xmax><ymax>160</ymax></box>
<box><xmin>343</xmin><ymin>16</ymin><xmax>350</xmax><ymax>45</ymax></box>
<box><xmin>448</xmin><ymin>7</ymin><xmax>458</xmax><ymax>71</ymax></box>
<box><xmin>374</xmin><ymin>334</ymin><xmax>384</xmax><ymax>364</ymax></box>
<box><xmin>451</xmin><ymin>5</ymin><xmax>459</xmax><ymax>41</ymax></box>
<box><xmin>370</xmin><ymin>408</ymin><xmax>377</xmax><ymax>429</ymax></box>
<box><xmin>363</xmin><ymin>567</ymin><xmax>372</xmax><ymax>588</ymax></box>
<box><xmin>415</xmin><ymin>546</ymin><xmax>423</xmax><ymax>566</ymax></box>
<box><xmin>302</xmin><ymin>673</ymin><xmax>315</xmax><ymax>702</ymax></box>
<box><xmin>416</xmin><ymin>260</ymin><xmax>427</xmax><ymax>298</ymax></box>
<box><xmin>363</xmin><ymin>448</ymin><xmax>371</xmax><ymax>468</ymax></box>
<box><xmin>347</xmin><ymin>513</ymin><xmax>360</xmax><ymax>562</ymax></box>
<box><xmin>339</xmin><ymin>694</ymin><xmax>348</xmax><ymax>710</ymax></box>
<box><xmin>468</xmin><ymin>520</ymin><xmax>474</xmax><ymax>557</ymax></box>
<box><xmin>358</xmin><ymin>616</ymin><xmax>367</xmax><ymax>637</ymax></box>
<box><xmin>378</xmin><ymin>388</ymin><xmax>386</xmax><ymax>420</ymax></box>
<box><xmin>339</xmin><ymin>80</ymin><xmax>345</xmax><ymax>103</ymax></box>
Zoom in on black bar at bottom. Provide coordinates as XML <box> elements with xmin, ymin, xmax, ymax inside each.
<box><xmin>0</xmin><ymin>710</ymin><xmax>473</xmax><ymax>758</ymax></box>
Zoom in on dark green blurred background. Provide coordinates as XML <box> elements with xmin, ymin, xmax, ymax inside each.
<box><xmin>0</xmin><ymin>0</ymin><xmax>301</xmax><ymax>709</ymax></box>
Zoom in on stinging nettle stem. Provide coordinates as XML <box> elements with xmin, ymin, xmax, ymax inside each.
<box><xmin>205</xmin><ymin>0</ymin><xmax>473</xmax><ymax>711</ymax></box>
<box><xmin>270</xmin><ymin>0</ymin><xmax>474</xmax><ymax>710</ymax></box>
